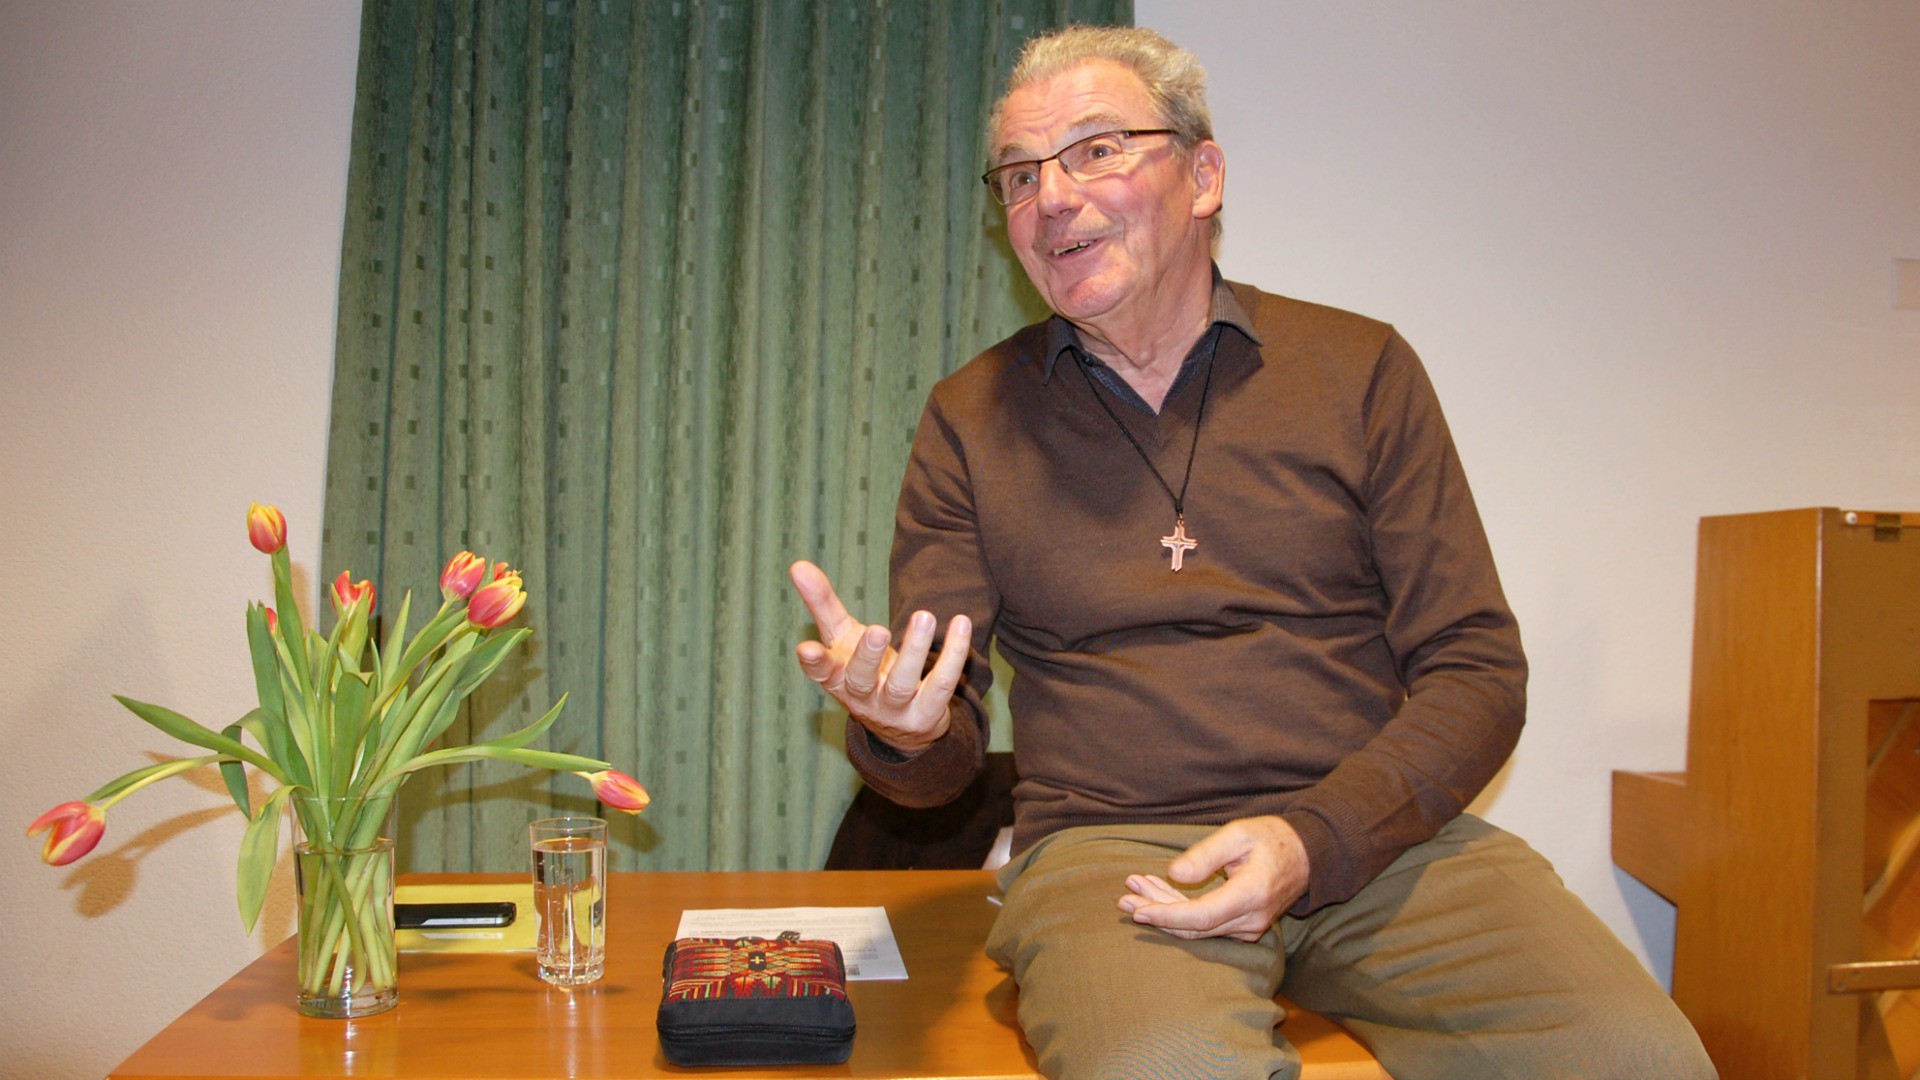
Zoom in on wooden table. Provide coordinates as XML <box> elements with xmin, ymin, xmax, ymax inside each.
<box><xmin>110</xmin><ymin>869</ymin><xmax>1384</xmax><ymax>1079</ymax></box>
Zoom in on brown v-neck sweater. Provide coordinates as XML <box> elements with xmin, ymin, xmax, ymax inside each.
<box><xmin>847</xmin><ymin>278</ymin><xmax>1526</xmax><ymax>914</ymax></box>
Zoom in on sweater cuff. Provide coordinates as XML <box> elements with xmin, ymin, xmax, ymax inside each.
<box><xmin>859</xmin><ymin>727</ymin><xmax>916</xmax><ymax>765</ymax></box>
<box><xmin>843</xmin><ymin>712</ymin><xmax>983</xmax><ymax>809</ymax></box>
<box><xmin>1281</xmin><ymin>808</ymin><xmax>1346</xmax><ymax>916</ymax></box>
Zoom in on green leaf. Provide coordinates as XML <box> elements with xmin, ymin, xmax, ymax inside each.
<box><xmin>275</xmin><ymin>656</ymin><xmax>317</xmax><ymax>777</ymax></box>
<box><xmin>303</xmin><ymin>626</ymin><xmax>327</xmax><ymax>695</ymax></box>
<box><xmin>377</xmin><ymin>588</ymin><xmax>414</xmax><ymax>692</ymax></box>
<box><xmin>270</xmin><ymin>547</ymin><xmax>310</xmax><ymax>691</ymax></box>
<box><xmin>113</xmin><ymin>696</ymin><xmax>292</xmax><ymax>784</ymax></box>
<box><xmin>245</xmin><ymin>605</ymin><xmax>284</xmax><ymax>723</ymax></box>
<box><xmin>384</xmin><ymin>635</ymin><xmax>476</xmax><ymax>757</ymax></box>
<box><xmin>309</xmin><ymin>615</ymin><xmax>351</xmax><ymax>795</ymax></box>
<box><xmin>479</xmin><ymin>693</ymin><xmax>568</xmax><ymax>751</ymax></box>
<box><xmin>375</xmin><ymin>743</ymin><xmax>610</xmax><ymax>789</ymax></box>
<box><xmin>331</xmin><ymin>668</ymin><xmax>373</xmax><ymax>789</ymax></box>
<box><xmin>270</xmin><ymin>627</ymin><xmax>314</xmax><ymax>719</ymax></box>
<box><xmin>237</xmin><ymin>785</ymin><xmax>293</xmax><ymax>933</ymax></box>
<box><xmin>352</xmin><ymin>701</ymin><xmax>387</xmax><ymax>788</ymax></box>
<box><xmin>244</xmin><ymin>609</ymin><xmax>299</xmax><ymax>783</ymax></box>
<box><xmin>409</xmin><ymin>629</ymin><xmax>528</xmax><ymax>751</ymax></box>
<box><xmin>219</xmin><ymin>720</ymin><xmax>252</xmax><ymax>819</ymax></box>
<box><xmin>234</xmin><ymin>707</ymin><xmax>268</xmax><ymax>742</ymax></box>
<box><xmin>363</xmin><ymin>656</ymin><xmax>455</xmax><ymax>774</ymax></box>
<box><xmin>389</xmin><ymin>605</ymin><xmax>469</xmax><ymax>686</ymax></box>
<box><xmin>412</xmin><ymin>692</ymin><xmax>468</xmax><ymax>761</ymax></box>
<box><xmin>447</xmin><ymin>628</ymin><xmax>530</xmax><ymax>703</ymax></box>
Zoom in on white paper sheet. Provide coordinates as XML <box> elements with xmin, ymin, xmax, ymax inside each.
<box><xmin>673</xmin><ymin>906</ymin><xmax>907</xmax><ymax>981</ymax></box>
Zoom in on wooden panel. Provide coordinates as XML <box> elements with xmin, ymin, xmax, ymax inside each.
<box><xmin>1672</xmin><ymin>509</ymin><xmax>1828</xmax><ymax>1079</ymax></box>
<box><xmin>1822</xmin><ymin>522</ymin><xmax>1920</xmax><ymax>1080</ymax></box>
<box><xmin>1612</xmin><ymin>770</ymin><xmax>1688</xmax><ymax>903</ymax></box>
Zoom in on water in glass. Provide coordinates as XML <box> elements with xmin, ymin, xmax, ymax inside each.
<box><xmin>532</xmin><ymin>833</ymin><xmax>605</xmax><ymax>986</ymax></box>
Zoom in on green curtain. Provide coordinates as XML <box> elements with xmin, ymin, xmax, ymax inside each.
<box><xmin>320</xmin><ymin>0</ymin><xmax>1129</xmax><ymax>874</ymax></box>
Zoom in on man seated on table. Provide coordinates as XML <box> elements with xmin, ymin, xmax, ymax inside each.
<box><xmin>791</xmin><ymin>24</ymin><xmax>1714</xmax><ymax>1080</ymax></box>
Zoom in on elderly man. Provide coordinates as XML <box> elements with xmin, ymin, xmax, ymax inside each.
<box><xmin>792</xmin><ymin>25</ymin><xmax>1714</xmax><ymax>1080</ymax></box>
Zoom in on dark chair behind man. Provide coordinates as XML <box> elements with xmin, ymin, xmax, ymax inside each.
<box><xmin>826</xmin><ymin>752</ymin><xmax>1017</xmax><ymax>871</ymax></box>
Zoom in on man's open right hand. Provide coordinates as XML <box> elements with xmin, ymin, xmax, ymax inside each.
<box><xmin>789</xmin><ymin>560</ymin><xmax>971</xmax><ymax>755</ymax></box>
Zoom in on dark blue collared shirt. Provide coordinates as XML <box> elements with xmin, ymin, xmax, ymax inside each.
<box><xmin>1039</xmin><ymin>266</ymin><xmax>1263</xmax><ymax>414</ymax></box>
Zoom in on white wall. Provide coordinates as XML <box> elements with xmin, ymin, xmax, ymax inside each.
<box><xmin>3</xmin><ymin>3</ymin><xmax>1917</xmax><ymax>1075</ymax></box>
<box><xmin>1141</xmin><ymin>0</ymin><xmax>1920</xmax><ymax>985</ymax></box>
<box><xmin>0</xmin><ymin>3</ymin><xmax>360</xmax><ymax>1077</ymax></box>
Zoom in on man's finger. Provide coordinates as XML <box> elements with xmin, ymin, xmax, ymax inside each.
<box><xmin>912</xmin><ymin>614</ymin><xmax>971</xmax><ymax>713</ymax></box>
<box><xmin>841</xmin><ymin>624</ymin><xmax>892</xmax><ymax>695</ymax></box>
<box><xmin>881</xmin><ymin>611</ymin><xmax>936</xmax><ymax>705</ymax></box>
<box><xmin>1134</xmin><ymin>874</ymin><xmax>1185</xmax><ymax>902</ymax></box>
<box><xmin>795</xmin><ymin>640</ymin><xmax>838</xmax><ymax>683</ymax></box>
<box><xmin>1127</xmin><ymin>895</ymin><xmax>1227</xmax><ymax>935</ymax></box>
<box><xmin>789</xmin><ymin>560</ymin><xmax>857</xmax><ymax>643</ymax></box>
<box><xmin>1118</xmin><ymin>874</ymin><xmax>1187</xmax><ymax>913</ymax></box>
<box><xmin>1128</xmin><ymin>874</ymin><xmax>1256</xmax><ymax>935</ymax></box>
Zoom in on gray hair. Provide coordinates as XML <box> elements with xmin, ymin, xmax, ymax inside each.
<box><xmin>989</xmin><ymin>25</ymin><xmax>1215</xmax><ymax>152</ymax></box>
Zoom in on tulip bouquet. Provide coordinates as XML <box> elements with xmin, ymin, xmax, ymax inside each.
<box><xmin>27</xmin><ymin>503</ymin><xmax>648</xmax><ymax>1017</ymax></box>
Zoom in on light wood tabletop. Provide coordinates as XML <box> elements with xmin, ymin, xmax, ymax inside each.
<box><xmin>109</xmin><ymin>868</ymin><xmax>1383</xmax><ymax>1080</ymax></box>
<box><xmin>109</xmin><ymin>869</ymin><xmax>1029</xmax><ymax>1079</ymax></box>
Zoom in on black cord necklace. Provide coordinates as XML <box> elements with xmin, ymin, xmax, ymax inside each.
<box><xmin>1075</xmin><ymin>347</ymin><xmax>1219</xmax><ymax>572</ymax></box>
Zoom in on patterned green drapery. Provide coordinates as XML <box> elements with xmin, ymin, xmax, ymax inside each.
<box><xmin>320</xmin><ymin>0</ymin><xmax>1129</xmax><ymax>873</ymax></box>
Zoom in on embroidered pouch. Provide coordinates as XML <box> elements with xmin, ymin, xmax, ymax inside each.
<box><xmin>656</xmin><ymin>932</ymin><xmax>856</xmax><ymax>1067</ymax></box>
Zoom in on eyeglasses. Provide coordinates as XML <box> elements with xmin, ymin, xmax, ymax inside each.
<box><xmin>981</xmin><ymin>129</ymin><xmax>1177</xmax><ymax>207</ymax></box>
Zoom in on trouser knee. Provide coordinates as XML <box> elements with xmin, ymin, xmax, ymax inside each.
<box><xmin>1557</xmin><ymin>1000</ymin><xmax>1718</xmax><ymax>1080</ymax></box>
<box><xmin>1030</xmin><ymin>1015</ymin><xmax>1297</xmax><ymax>1080</ymax></box>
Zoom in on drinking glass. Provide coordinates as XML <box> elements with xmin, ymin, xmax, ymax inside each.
<box><xmin>529</xmin><ymin>816</ymin><xmax>607</xmax><ymax>986</ymax></box>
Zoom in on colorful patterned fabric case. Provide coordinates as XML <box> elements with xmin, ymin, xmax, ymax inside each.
<box><xmin>656</xmin><ymin>932</ymin><xmax>856</xmax><ymax>1066</ymax></box>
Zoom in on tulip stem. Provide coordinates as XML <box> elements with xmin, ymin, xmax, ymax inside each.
<box><xmin>87</xmin><ymin>754</ymin><xmax>231</xmax><ymax>810</ymax></box>
<box><xmin>293</xmin><ymin>794</ymin><xmax>397</xmax><ymax>1011</ymax></box>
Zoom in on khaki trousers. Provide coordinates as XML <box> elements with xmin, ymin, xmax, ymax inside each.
<box><xmin>985</xmin><ymin>815</ymin><xmax>1716</xmax><ymax>1079</ymax></box>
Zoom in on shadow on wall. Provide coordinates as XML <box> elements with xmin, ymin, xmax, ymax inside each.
<box><xmin>11</xmin><ymin>594</ymin><xmax>302</xmax><ymax>949</ymax></box>
<box><xmin>53</xmin><ymin>763</ymin><xmax>299</xmax><ymax>944</ymax></box>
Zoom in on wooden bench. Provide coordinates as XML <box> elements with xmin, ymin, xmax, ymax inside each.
<box><xmin>1278</xmin><ymin>996</ymin><xmax>1389</xmax><ymax>1078</ymax></box>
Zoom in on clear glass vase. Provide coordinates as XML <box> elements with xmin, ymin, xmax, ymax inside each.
<box><xmin>291</xmin><ymin>792</ymin><xmax>398</xmax><ymax>1019</ymax></box>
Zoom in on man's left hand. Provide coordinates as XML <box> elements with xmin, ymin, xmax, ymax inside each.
<box><xmin>1116</xmin><ymin>816</ymin><xmax>1310</xmax><ymax>942</ymax></box>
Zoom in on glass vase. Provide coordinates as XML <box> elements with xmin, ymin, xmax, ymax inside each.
<box><xmin>291</xmin><ymin>792</ymin><xmax>398</xmax><ymax>1019</ymax></box>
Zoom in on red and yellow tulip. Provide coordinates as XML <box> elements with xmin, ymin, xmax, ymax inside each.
<box><xmin>330</xmin><ymin>571</ymin><xmax>375</xmax><ymax>616</ymax></box>
<box><xmin>575</xmin><ymin>770</ymin><xmax>650</xmax><ymax>813</ymax></box>
<box><xmin>466</xmin><ymin>565</ymin><xmax>527</xmax><ymax>629</ymax></box>
<box><xmin>247</xmin><ymin>503</ymin><xmax>287</xmax><ymax>555</ymax></box>
<box><xmin>439</xmin><ymin>551</ymin><xmax>487</xmax><ymax>601</ymax></box>
<box><xmin>26</xmin><ymin>801</ymin><xmax>107</xmax><ymax>866</ymax></box>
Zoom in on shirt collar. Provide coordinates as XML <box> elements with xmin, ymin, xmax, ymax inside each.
<box><xmin>1040</xmin><ymin>264</ymin><xmax>1262</xmax><ymax>382</ymax></box>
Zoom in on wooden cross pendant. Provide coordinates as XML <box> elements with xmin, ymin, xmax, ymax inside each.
<box><xmin>1160</xmin><ymin>516</ymin><xmax>1198</xmax><ymax>572</ymax></box>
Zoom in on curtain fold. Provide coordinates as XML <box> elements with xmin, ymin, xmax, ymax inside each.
<box><xmin>321</xmin><ymin>0</ymin><xmax>1130</xmax><ymax>873</ymax></box>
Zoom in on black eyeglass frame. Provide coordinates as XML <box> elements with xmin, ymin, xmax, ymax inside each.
<box><xmin>980</xmin><ymin>128</ymin><xmax>1179</xmax><ymax>207</ymax></box>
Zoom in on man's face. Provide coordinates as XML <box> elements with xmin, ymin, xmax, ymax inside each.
<box><xmin>992</xmin><ymin>59</ymin><xmax>1221</xmax><ymax>338</ymax></box>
